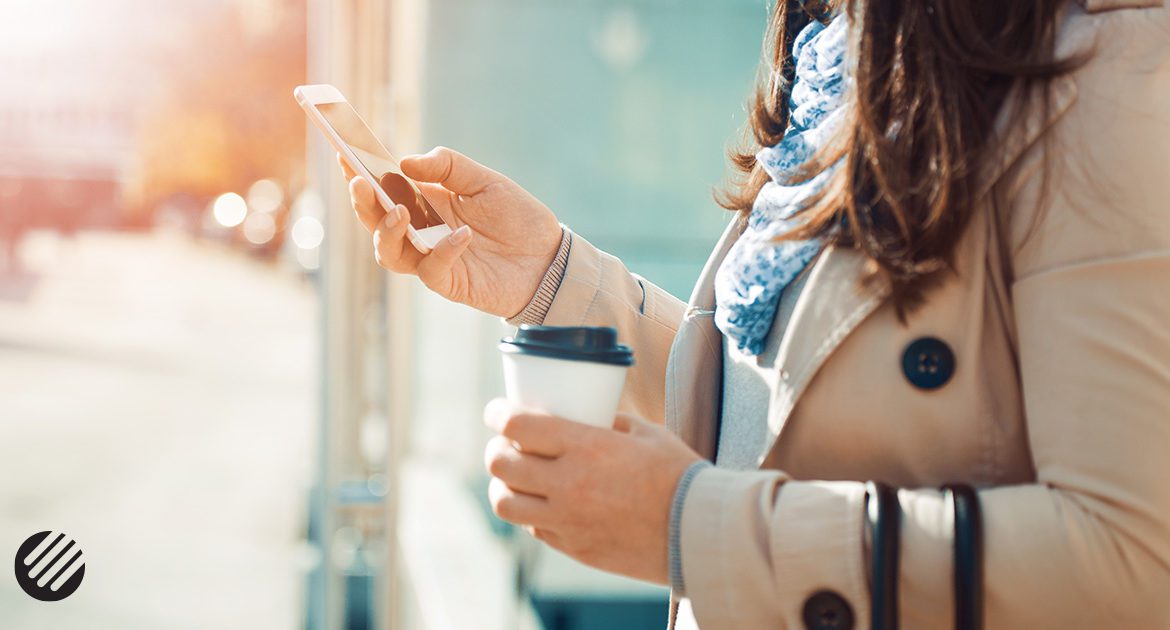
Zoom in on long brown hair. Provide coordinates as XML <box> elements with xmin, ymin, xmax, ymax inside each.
<box><xmin>720</xmin><ymin>0</ymin><xmax>1080</xmax><ymax>312</ymax></box>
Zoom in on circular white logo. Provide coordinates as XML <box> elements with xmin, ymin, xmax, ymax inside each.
<box><xmin>14</xmin><ymin>531</ymin><xmax>86</xmax><ymax>601</ymax></box>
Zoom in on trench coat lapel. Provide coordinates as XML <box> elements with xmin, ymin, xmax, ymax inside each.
<box><xmin>666</xmin><ymin>217</ymin><xmax>743</xmax><ymax>460</ymax></box>
<box><xmin>667</xmin><ymin>74</ymin><xmax>1079</xmax><ymax>464</ymax></box>
<box><xmin>757</xmin><ymin>74</ymin><xmax>1080</xmax><ymax>462</ymax></box>
<box><xmin>760</xmin><ymin>244</ymin><xmax>889</xmax><ymax>458</ymax></box>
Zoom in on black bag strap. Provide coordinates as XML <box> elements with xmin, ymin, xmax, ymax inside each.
<box><xmin>866</xmin><ymin>481</ymin><xmax>901</xmax><ymax>630</ymax></box>
<box><xmin>944</xmin><ymin>484</ymin><xmax>984</xmax><ymax>630</ymax></box>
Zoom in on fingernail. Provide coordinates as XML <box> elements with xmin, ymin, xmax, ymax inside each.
<box><xmin>451</xmin><ymin>225</ymin><xmax>472</xmax><ymax>244</ymax></box>
<box><xmin>395</xmin><ymin>205</ymin><xmax>408</xmax><ymax>223</ymax></box>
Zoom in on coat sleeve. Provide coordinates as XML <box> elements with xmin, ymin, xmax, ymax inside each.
<box><xmin>677</xmin><ymin>6</ymin><xmax>1170</xmax><ymax>628</ymax></box>
<box><xmin>535</xmin><ymin>229</ymin><xmax>687</xmax><ymax>424</ymax></box>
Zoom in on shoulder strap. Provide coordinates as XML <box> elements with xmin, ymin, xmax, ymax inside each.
<box><xmin>866</xmin><ymin>481</ymin><xmax>901</xmax><ymax>630</ymax></box>
<box><xmin>944</xmin><ymin>484</ymin><xmax>984</xmax><ymax>630</ymax></box>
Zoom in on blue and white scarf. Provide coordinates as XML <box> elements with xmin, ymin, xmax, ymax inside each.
<box><xmin>714</xmin><ymin>14</ymin><xmax>850</xmax><ymax>356</ymax></box>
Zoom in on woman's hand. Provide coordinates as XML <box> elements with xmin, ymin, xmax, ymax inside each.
<box><xmin>482</xmin><ymin>399</ymin><xmax>702</xmax><ymax>584</ymax></box>
<box><xmin>341</xmin><ymin>147</ymin><xmax>563</xmax><ymax>318</ymax></box>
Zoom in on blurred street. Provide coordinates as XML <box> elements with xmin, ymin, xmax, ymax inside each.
<box><xmin>0</xmin><ymin>230</ymin><xmax>316</xmax><ymax>630</ymax></box>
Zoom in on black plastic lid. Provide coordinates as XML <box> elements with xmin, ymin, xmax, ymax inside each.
<box><xmin>499</xmin><ymin>325</ymin><xmax>634</xmax><ymax>366</ymax></box>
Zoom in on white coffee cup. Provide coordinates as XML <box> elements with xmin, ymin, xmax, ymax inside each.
<box><xmin>499</xmin><ymin>326</ymin><xmax>634</xmax><ymax>428</ymax></box>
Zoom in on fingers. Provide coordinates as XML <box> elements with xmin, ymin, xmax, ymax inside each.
<box><xmin>342</xmin><ymin>149</ymin><xmax>458</xmax><ymax>223</ymax></box>
<box><xmin>372</xmin><ymin>204</ymin><xmax>423</xmax><ymax>273</ymax></box>
<box><xmin>350</xmin><ymin>176</ymin><xmax>384</xmax><ymax>233</ymax></box>
<box><xmin>415</xmin><ymin>225</ymin><xmax>472</xmax><ymax>288</ymax></box>
<box><xmin>488</xmin><ymin>477</ymin><xmax>552</xmax><ymax>527</ymax></box>
<box><xmin>485</xmin><ymin>398</ymin><xmax>580</xmax><ymax>456</ymax></box>
<box><xmin>399</xmin><ymin>146</ymin><xmax>499</xmax><ymax>195</ymax></box>
<box><xmin>336</xmin><ymin>153</ymin><xmax>358</xmax><ymax>182</ymax></box>
<box><xmin>484</xmin><ymin>435</ymin><xmax>553</xmax><ymax>496</ymax></box>
<box><xmin>342</xmin><ymin>153</ymin><xmax>463</xmax><ymax>279</ymax></box>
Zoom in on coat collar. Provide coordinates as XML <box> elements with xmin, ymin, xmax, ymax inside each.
<box><xmin>663</xmin><ymin>217</ymin><xmax>743</xmax><ymax>460</ymax></box>
<box><xmin>672</xmin><ymin>70</ymin><xmax>1081</xmax><ymax>464</ymax></box>
<box><xmin>753</xmin><ymin>75</ymin><xmax>1080</xmax><ymax>462</ymax></box>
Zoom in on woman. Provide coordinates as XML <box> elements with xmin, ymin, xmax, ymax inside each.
<box><xmin>344</xmin><ymin>0</ymin><xmax>1170</xmax><ymax>627</ymax></box>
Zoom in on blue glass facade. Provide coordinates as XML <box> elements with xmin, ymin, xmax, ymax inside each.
<box><xmin>420</xmin><ymin>0</ymin><xmax>766</xmax><ymax>297</ymax></box>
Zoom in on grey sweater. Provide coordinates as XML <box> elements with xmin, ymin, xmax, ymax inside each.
<box><xmin>668</xmin><ymin>269</ymin><xmax>810</xmax><ymax>595</ymax></box>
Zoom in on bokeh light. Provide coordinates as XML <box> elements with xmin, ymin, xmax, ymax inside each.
<box><xmin>212</xmin><ymin>192</ymin><xmax>247</xmax><ymax>228</ymax></box>
<box><xmin>243</xmin><ymin>212</ymin><xmax>277</xmax><ymax>245</ymax></box>
<box><xmin>247</xmin><ymin>179</ymin><xmax>284</xmax><ymax>214</ymax></box>
<box><xmin>291</xmin><ymin>216</ymin><xmax>324</xmax><ymax>250</ymax></box>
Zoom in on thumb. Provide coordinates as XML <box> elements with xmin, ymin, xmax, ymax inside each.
<box><xmin>400</xmin><ymin>146</ymin><xmax>498</xmax><ymax>195</ymax></box>
<box><xmin>416</xmin><ymin>225</ymin><xmax>473</xmax><ymax>291</ymax></box>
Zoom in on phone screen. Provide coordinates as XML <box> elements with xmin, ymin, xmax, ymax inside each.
<box><xmin>316</xmin><ymin>101</ymin><xmax>442</xmax><ymax>229</ymax></box>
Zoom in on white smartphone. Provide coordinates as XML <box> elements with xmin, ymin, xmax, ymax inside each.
<box><xmin>294</xmin><ymin>84</ymin><xmax>452</xmax><ymax>253</ymax></box>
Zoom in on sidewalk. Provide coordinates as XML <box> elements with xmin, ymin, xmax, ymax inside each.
<box><xmin>0</xmin><ymin>231</ymin><xmax>316</xmax><ymax>630</ymax></box>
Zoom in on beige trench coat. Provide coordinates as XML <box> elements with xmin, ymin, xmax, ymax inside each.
<box><xmin>535</xmin><ymin>0</ymin><xmax>1170</xmax><ymax>627</ymax></box>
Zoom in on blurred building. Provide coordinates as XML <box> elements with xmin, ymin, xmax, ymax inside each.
<box><xmin>0</xmin><ymin>66</ymin><xmax>135</xmax><ymax>236</ymax></box>
<box><xmin>0</xmin><ymin>0</ymin><xmax>306</xmax><ymax>261</ymax></box>
<box><xmin>304</xmin><ymin>1</ymin><xmax>765</xmax><ymax>629</ymax></box>
<box><xmin>0</xmin><ymin>0</ymin><xmax>195</xmax><ymax>228</ymax></box>
<box><xmin>0</xmin><ymin>0</ymin><xmax>144</xmax><ymax>258</ymax></box>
